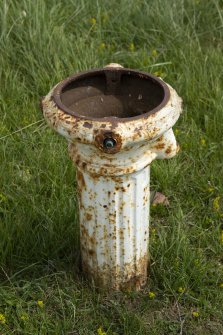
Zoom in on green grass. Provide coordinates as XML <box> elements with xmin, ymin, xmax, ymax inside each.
<box><xmin>0</xmin><ymin>0</ymin><xmax>223</xmax><ymax>333</ymax></box>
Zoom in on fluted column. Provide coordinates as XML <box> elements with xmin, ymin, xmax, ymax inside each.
<box><xmin>76</xmin><ymin>166</ymin><xmax>150</xmax><ymax>290</ymax></box>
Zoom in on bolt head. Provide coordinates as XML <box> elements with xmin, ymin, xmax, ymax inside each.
<box><xmin>103</xmin><ymin>137</ymin><xmax>117</xmax><ymax>149</ymax></box>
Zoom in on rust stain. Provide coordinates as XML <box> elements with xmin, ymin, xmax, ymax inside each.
<box><xmin>81</xmin><ymin>253</ymin><xmax>148</xmax><ymax>291</ymax></box>
<box><xmin>165</xmin><ymin>145</ymin><xmax>172</xmax><ymax>154</ymax></box>
<box><xmin>86</xmin><ymin>213</ymin><xmax>92</xmax><ymax>221</ymax></box>
<box><xmin>154</xmin><ymin>142</ymin><xmax>165</xmax><ymax>150</ymax></box>
<box><xmin>94</xmin><ymin>130</ymin><xmax>122</xmax><ymax>154</ymax></box>
<box><xmin>76</xmin><ymin>170</ymin><xmax>86</xmax><ymax>189</ymax></box>
<box><xmin>83</xmin><ymin>121</ymin><xmax>93</xmax><ymax>129</ymax></box>
<box><xmin>157</xmin><ymin>135</ymin><xmax>164</xmax><ymax>142</ymax></box>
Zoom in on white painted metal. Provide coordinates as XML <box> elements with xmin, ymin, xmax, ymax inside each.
<box><xmin>76</xmin><ymin>166</ymin><xmax>150</xmax><ymax>290</ymax></box>
<box><xmin>42</xmin><ymin>64</ymin><xmax>182</xmax><ymax>290</ymax></box>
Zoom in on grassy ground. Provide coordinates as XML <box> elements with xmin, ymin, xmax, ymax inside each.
<box><xmin>0</xmin><ymin>0</ymin><xmax>223</xmax><ymax>333</ymax></box>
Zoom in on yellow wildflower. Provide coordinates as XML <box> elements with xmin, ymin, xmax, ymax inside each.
<box><xmin>192</xmin><ymin>311</ymin><xmax>199</xmax><ymax>318</ymax></box>
<box><xmin>178</xmin><ymin>287</ymin><xmax>185</xmax><ymax>294</ymax></box>
<box><xmin>37</xmin><ymin>300</ymin><xmax>44</xmax><ymax>308</ymax></box>
<box><xmin>148</xmin><ymin>291</ymin><xmax>155</xmax><ymax>299</ymax></box>
<box><xmin>151</xmin><ymin>49</ymin><xmax>158</xmax><ymax>57</ymax></box>
<box><xmin>152</xmin><ymin>203</ymin><xmax>157</xmax><ymax>208</ymax></box>
<box><xmin>153</xmin><ymin>70</ymin><xmax>165</xmax><ymax>78</ymax></box>
<box><xmin>89</xmin><ymin>17</ymin><xmax>96</xmax><ymax>25</ymax></box>
<box><xmin>200</xmin><ymin>138</ymin><xmax>206</xmax><ymax>146</ymax></box>
<box><xmin>0</xmin><ymin>313</ymin><xmax>6</xmax><ymax>324</ymax></box>
<box><xmin>97</xmin><ymin>326</ymin><xmax>107</xmax><ymax>335</ymax></box>
<box><xmin>129</xmin><ymin>42</ymin><xmax>135</xmax><ymax>52</ymax></box>
<box><xmin>101</xmin><ymin>13</ymin><xmax>108</xmax><ymax>24</ymax></box>
<box><xmin>219</xmin><ymin>283</ymin><xmax>223</xmax><ymax>288</ymax></box>
<box><xmin>22</xmin><ymin>117</ymin><xmax>30</xmax><ymax>126</ymax></box>
<box><xmin>20</xmin><ymin>314</ymin><xmax>29</xmax><ymax>321</ymax></box>
<box><xmin>208</xmin><ymin>187</ymin><xmax>214</xmax><ymax>193</ymax></box>
<box><xmin>99</xmin><ymin>42</ymin><xmax>106</xmax><ymax>50</ymax></box>
<box><xmin>0</xmin><ymin>193</ymin><xmax>7</xmax><ymax>203</ymax></box>
<box><xmin>175</xmin><ymin>128</ymin><xmax>180</xmax><ymax>135</ymax></box>
<box><xmin>213</xmin><ymin>196</ymin><xmax>220</xmax><ymax>211</ymax></box>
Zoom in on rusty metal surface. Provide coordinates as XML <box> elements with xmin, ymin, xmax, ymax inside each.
<box><xmin>51</xmin><ymin>67</ymin><xmax>170</xmax><ymax>120</ymax></box>
<box><xmin>42</xmin><ymin>76</ymin><xmax>181</xmax><ymax>156</ymax></box>
<box><xmin>42</xmin><ymin>64</ymin><xmax>182</xmax><ymax>290</ymax></box>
